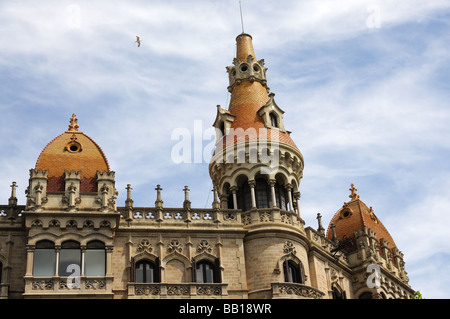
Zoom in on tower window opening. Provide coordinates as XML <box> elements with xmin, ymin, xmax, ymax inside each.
<box><xmin>270</xmin><ymin>113</ymin><xmax>278</xmax><ymax>128</ymax></box>
<box><xmin>283</xmin><ymin>260</ymin><xmax>302</xmax><ymax>284</ymax></box>
<box><xmin>255</xmin><ymin>178</ymin><xmax>269</xmax><ymax>208</ymax></box>
<box><xmin>220</xmin><ymin>122</ymin><xmax>225</xmax><ymax>137</ymax></box>
<box><xmin>240</xmin><ymin>64</ymin><xmax>248</xmax><ymax>72</ymax></box>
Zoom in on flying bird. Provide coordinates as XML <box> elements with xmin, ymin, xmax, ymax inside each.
<box><xmin>135</xmin><ymin>36</ymin><xmax>141</xmax><ymax>47</ymax></box>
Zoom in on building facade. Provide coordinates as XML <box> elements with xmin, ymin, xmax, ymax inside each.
<box><xmin>0</xmin><ymin>33</ymin><xmax>414</xmax><ymax>299</ymax></box>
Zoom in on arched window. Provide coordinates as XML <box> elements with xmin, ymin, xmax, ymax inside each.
<box><xmin>34</xmin><ymin>240</ymin><xmax>56</xmax><ymax>277</ymax></box>
<box><xmin>194</xmin><ymin>259</ymin><xmax>221</xmax><ymax>283</ymax></box>
<box><xmin>59</xmin><ymin>240</ymin><xmax>81</xmax><ymax>277</ymax></box>
<box><xmin>255</xmin><ymin>179</ymin><xmax>270</xmax><ymax>208</ymax></box>
<box><xmin>332</xmin><ymin>283</ymin><xmax>347</xmax><ymax>299</ymax></box>
<box><xmin>85</xmin><ymin>241</ymin><xmax>105</xmax><ymax>277</ymax></box>
<box><xmin>136</xmin><ymin>260</ymin><xmax>156</xmax><ymax>283</ymax></box>
<box><xmin>237</xmin><ymin>182</ymin><xmax>252</xmax><ymax>212</ymax></box>
<box><xmin>274</xmin><ymin>182</ymin><xmax>287</xmax><ymax>210</ymax></box>
<box><xmin>196</xmin><ymin>261</ymin><xmax>215</xmax><ymax>283</ymax></box>
<box><xmin>283</xmin><ymin>260</ymin><xmax>302</xmax><ymax>284</ymax></box>
<box><xmin>270</xmin><ymin>113</ymin><xmax>278</xmax><ymax>128</ymax></box>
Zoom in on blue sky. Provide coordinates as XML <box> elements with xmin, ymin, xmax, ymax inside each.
<box><xmin>1</xmin><ymin>0</ymin><xmax>450</xmax><ymax>298</ymax></box>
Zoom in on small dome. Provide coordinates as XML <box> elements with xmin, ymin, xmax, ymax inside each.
<box><xmin>35</xmin><ymin>114</ymin><xmax>110</xmax><ymax>192</ymax></box>
<box><xmin>326</xmin><ymin>184</ymin><xmax>396</xmax><ymax>250</ymax></box>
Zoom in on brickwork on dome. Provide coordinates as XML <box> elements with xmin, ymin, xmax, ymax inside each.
<box><xmin>35</xmin><ymin>129</ymin><xmax>110</xmax><ymax>192</ymax></box>
<box><xmin>326</xmin><ymin>189</ymin><xmax>397</xmax><ymax>250</ymax></box>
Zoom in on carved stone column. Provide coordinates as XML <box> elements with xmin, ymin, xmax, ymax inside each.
<box><xmin>230</xmin><ymin>186</ymin><xmax>238</xmax><ymax>210</ymax></box>
<box><xmin>268</xmin><ymin>179</ymin><xmax>277</xmax><ymax>208</ymax></box>
<box><xmin>285</xmin><ymin>183</ymin><xmax>293</xmax><ymax>211</ymax></box>
<box><xmin>248</xmin><ymin>180</ymin><xmax>257</xmax><ymax>209</ymax></box>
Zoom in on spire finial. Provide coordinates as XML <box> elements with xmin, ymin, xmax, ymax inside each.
<box><xmin>349</xmin><ymin>183</ymin><xmax>360</xmax><ymax>201</ymax></box>
<box><xmin>239</xmin><ymin>0</ymin><xmax>245</xmax><ymax>34</ymax></box>
<box><xmin>68</xmin><ymin>113</ymin><xmax>79</xmax><ymax>132</ymax></box>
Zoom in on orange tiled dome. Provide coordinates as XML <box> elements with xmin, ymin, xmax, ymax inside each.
<box><xmin>326</xmin><ymin>184</ymin><xmax>396</xmax><ymax>250</ymax></box>
<box><xmin>35</xmin><ymin>114</ymin><xmax>110</xmax><ymax>192</ymax></box>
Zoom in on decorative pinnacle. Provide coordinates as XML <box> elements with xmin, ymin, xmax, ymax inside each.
<box><xmin>316</xmin><ymin>213</ymin><xmax>325</xmax><ymax>234</ymax></box>
<box><xmin>349</xmin><ymin>183</ymin><xmax>360</xmax><ymax>201</ymax></box>
<box><xmin>68</xmin><ymin>113</ymin><xmax>79</xmax><ymax>132</ymax></box>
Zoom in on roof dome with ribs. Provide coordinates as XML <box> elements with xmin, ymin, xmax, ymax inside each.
<box><xmin>34</xmin><ymin>114</ymin><xmax>110</xmax><ymax>192</ymax></box>
<box><xmin>326</xmin><ymin>184</ymin><xmax>397</xmax><ymax>250</ymax></box>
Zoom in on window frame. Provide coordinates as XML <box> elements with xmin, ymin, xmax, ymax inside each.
<box><xmin>135</xmin><ymin>260</ymin><xmax>156</xmax><ymax>283</ymax></box>
<box><xmin>192</xmin><ymin>258</ymin><xmax>221</xmax><ymax>284</ymax></box>
<box><xmin>59</xmin><ymin>240</ymin><xmax>81</xmax><ymax>277</ymax></box>
<box><xmin>283</xmin><ymin>260</ymin><xmax>303</xmax><ymax>284</ymax></box>
<box><xmin>33</xmin><ymin>240</ymin><xmax>56</xmax><ymax>277</ymax></box>
<box><xmin>84</xmin><ymin>240</ymin><xmax>106</xmax><ymax>277</ymax></box>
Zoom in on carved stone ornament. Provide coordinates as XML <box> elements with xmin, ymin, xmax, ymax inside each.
<box><xmin>283</xmin><ymin>241</ymin><xmax>297</xmax><ymax>255</ymax></box>
<box><xmin>83</xmin><ymin>220</ymin><xmax>94</xmax><ymax>228</ymax></box>
<box><xmin>167</xmin><ymin>285</ymin><xmax>189</xmax><ymax>296</ymax></box>
<box><xmin>223</xmin><ymin>212</ymin><xmax>237</xmax><ymax>221</ymax></box>
<box><xmin>167</xmin><ymin>239</ymin><xmax>183</xmax><ymax>253</ymax></box>
<box><xmin>197</xmin><ymin>285</ymin><xmax>222</xmax><ymax>296</ymax></box>
<box><xmin>32</xmin><ymin>280</ymin><xmax>53</xmax><ymax>290</ymax></box>
<box><xmin>49</xmin><ymin>219</ymin><xmax>60</xmax><ymax>227</ymax></box>
<box><xmin>85</xmin><ymin>280</ymin><xmax>106</xmax><ymax>290</ymax></box>
<box><xmin>135</xmin><ymin>285</ymin><xmax>160</xmax><ymax>296</ymax></box>
<box><xmin>31</xmin><ymin>219</ymin><xmax>43</xmax><ymax>227</ymax></box>
<box><xmin>137</xmin><ymin>238</ymin><xmax>153</xmax><ymax>254</ymax></box>
<box><xmin>197</xmin><ymin>240</ymin><xmax>212</xmax><ymax>253</ymax></box>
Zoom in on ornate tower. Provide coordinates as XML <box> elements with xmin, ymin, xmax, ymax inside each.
<box><xmin>209</xmin><ymin>34</ymin><xmax>314</xmax><ymax>298</ymax></box>
<box><xmin>209</xmin><ymin>33</ymin><xmax>304</xmax><ymax>214</ymax></box>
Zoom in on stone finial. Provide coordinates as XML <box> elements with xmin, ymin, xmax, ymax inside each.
<box><xmin>68</xmin><ymin>113</ymin><xmax>79</xmax><ymax>132</ymax></box>
<box><xmin>349</xmin><ymin>183</ymin><xmax>360</xmax><ymax>201</ymax></box>
<box><xmin>155</xmin><ymin>185</ymin><xmax>163</xmax><ymax>209</ymax></box>
<box><xmin>212</xmin><ymin>186</ymin><xmax>220</xmax><ymax>210</ymax></box>
<box><xmin>330</xmin><ymin>222</ymin><xmax>339</xmax><ymax>245</ymax></box>
<box><xmin>9</xmin><ymin>182</ymin><xmax>18</xmax><ymax>207</ymax></box>
<box><xmin>316</xmin><ymin>213</ymin><xmax>325</xmax><ymax>235</ymax></box>
<box><xmin>125</xmin><ymin>184</ymin><xmax>134</xmax><ymax>209</ymax></box>
<box><xmin>183</xmin><ymin>186</ymin><xmax>191</xmax><ymax>210</ymax></box>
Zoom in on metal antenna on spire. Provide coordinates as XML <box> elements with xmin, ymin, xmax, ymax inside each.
<box><xmin>239</xmin><ymin>0</ymin><xmax>245</xmax><ymax>33</ymax></box>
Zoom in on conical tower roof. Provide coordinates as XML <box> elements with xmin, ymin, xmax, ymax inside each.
<box><xmin>221</xmin><ymin>33</ymin><xmax>299</xmax><ymax>150</ymax></box>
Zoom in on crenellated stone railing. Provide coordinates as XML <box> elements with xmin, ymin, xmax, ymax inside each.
<box><xmin>271</xmin><ymin>282</ymin><xmax>325</xmax><ymax>299</ymax></box>
<box><xmin>128</xmin><ymin>282</ymin><xmax>228</xmax><ymax>299</ymax></box>
<box><xmin>118</xmin><ymin>206</ymin><xmax>305</xmax><ymax>231</ymax></box>
<box><xmin>24</xmin><ymin>276</ymin><xmax>114</xmax><ymax>298</ymax></box>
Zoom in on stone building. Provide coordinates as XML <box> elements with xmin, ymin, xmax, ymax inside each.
<box><xmin>0</xmin><ymin>33</ymin><xmax>415</xmax><ymax>299</ymax></box>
